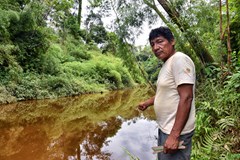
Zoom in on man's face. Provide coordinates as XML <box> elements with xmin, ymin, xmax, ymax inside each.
<box><xmin>150</xmin><ymin>36</ymin><xmax>175</xmax><ymax>61</ymax></box>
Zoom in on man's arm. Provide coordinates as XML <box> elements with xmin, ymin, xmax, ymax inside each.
<box><xmin>164</xmin><ymin>84</ymin><xmax>193</xmax><ymax>153</ymax></box>
<box><xmin>138</xmin><ymin>96</ymin><xmax>155</xmax><ymax>111</ymax></box>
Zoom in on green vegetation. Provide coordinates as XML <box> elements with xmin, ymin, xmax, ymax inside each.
<box><xmin>192</xmin><ymin>54</ymin><xmax>240</xmax><ymax>160</ymax></box>
<box><xmin>0</xmin><ymin>37</ymin><xmax>138</xmax><ymax>102</ymax></box>
<box><xmin>0</xmin><ymin>1</ymin><xmax>145</xmax><ymax>103</ymax></box>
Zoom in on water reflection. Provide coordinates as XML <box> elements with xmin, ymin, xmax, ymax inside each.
<box><xmin>0</xmin><ymin>87</ymin><xmax>157</xmax><ymax>160</ymax></box>
<box><xmin>101</xmin><ymin>117</ymin><xmax>158</xmax><ymax>160</ymax></box>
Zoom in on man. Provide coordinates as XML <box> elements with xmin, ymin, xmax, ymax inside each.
<box><xmin>138</xmin><ymin>26</ymin><xmax>195</xmax><ymax>160</ymax></box>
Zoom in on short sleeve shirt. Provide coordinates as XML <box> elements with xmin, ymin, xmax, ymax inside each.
<box><xmin>154</xmin><ymin>52</ymin><xmax>196</xmax><ymax>135</ymax></box>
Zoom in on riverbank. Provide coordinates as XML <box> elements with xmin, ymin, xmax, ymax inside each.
<box><xmin>0</xmin><ymin>73</ymin><xmax>145</xmax><ymax>105</ymax></box>
<box><xmin>0</xmin><ymin>46</ymin><xmax>148</xmax><ymax>105</ymax></box>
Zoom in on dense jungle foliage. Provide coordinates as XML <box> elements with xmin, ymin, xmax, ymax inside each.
<box><xmin>0</xmin><ymin>0</ymin><xmax>239</xmax><ymax>159</ymax></box>
<box><xmin>0</xmin><ymin>0</ymin><xmax>146</xmax><ymax>103</ymax></box>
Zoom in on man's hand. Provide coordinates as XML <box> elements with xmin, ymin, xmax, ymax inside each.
<box><xmin>138</xmin><ymin>102</ymin><xmax>149</xmax><ymax>111</ymax></box>
<box><xmin>163</xmin><ymin>134</ymin><xmax>180</xmax><ymax>154</ymax></box>
<box><xmin>137</xmin><ymin>96</ymin><xmax>155</xmax><ymax>111</ymax></box>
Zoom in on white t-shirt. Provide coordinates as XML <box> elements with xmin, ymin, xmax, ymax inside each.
<box><xmin>154</xmin><ymin>52</ymin><xmax>196</xmax><ymax>135</ymax></box>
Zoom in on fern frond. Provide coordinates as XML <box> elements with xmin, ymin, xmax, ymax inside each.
<box><xmin>216</xmin><ymin>116</ymin><xmax>235</xmax><ymax>130</ymax></box>
<box><xmin>202</xmin><ymin>132</ymin><xmax>215</xmax><ymax>154</ymax></box>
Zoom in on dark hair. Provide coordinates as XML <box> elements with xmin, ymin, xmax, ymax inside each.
<box><xmin>149</xmin><ymin>26</ymin><xmax>174</xmax><ymax>42</ymax></box>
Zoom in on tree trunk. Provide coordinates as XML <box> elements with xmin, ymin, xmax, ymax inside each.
<box><xmin>143</xmin><ymin>0</ymin><xmax>197</xmax><ymax>63</ymax></box>
<box><xmin>156</xmin><ymin>0</ymin><xmax>214</xmax><ymax>65</ymax></box>
<box><xmin>78</xmin><ymin>0</ymin><xmax>82</xmax><ymax>28</ymax></box>
<box><xmin>226</xmin><ymin>0</ymin><xmax>232</xmax><ymax>67</ymax></box>
<box><xmin>220</xmin><ymin>0</ymin><xmax>223</xmax><ymax>41</ymax></box>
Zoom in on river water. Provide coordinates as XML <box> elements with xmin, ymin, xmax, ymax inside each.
<box><xmin>0</xmin><ymin>87</ymin><xmax>158</xmax><ymax>160</ymax></box>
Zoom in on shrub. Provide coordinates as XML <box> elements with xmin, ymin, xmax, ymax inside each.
<box><xmin>69</xmin><ymin>49</ymin><xmax>91</xmax><ymax>62</ymax></box>
<box><xmin>12</xmin><ymin>29</ymin><xmax>49</xmax><ymax>72</ymax></box>
<box><xmin>41</xmin><ymin>43</ymin><xmax>65</xmax><ymax>75</ymax></box>
<box><xmin>193</xmin><ymin>65</ymin><xmax>240</xmax><ymax>159</ymax></box>
<box><xmin>0</xmin><ymin>85</ymin><xmax>16</xmax><ymax>104</ymax></box>
<box><xmin>61</xmin><ymin>52</ymin><xmax>136</xmax><ymax>90</ymax></box>
<box><xmin>43</xmin><ymin>75</ymin><xmax>73</xmax><ymax>97</ymax></box>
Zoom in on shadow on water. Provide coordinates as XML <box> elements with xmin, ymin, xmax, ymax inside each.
<box><xmin>0</xmin><ymin>87</ymin><xmax>158</xmax><ymax>160</ymax></box>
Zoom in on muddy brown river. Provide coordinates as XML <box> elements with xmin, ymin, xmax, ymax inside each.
<box><xmin>0</xmin><ymin>87</ymin><xmax>158</xmax><ymax>160</ymax></box>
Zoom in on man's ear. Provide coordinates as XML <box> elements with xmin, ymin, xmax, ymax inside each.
<box><xmin>171</xmin><ymin>39</ymin><xmax>176</xmax><ymax>46</ymax></box>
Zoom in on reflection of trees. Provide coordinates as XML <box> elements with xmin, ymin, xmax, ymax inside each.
<box><xmin>83</xmin><ymin>118</ymin><xmax>121</xmax><ymax>158</ymax></box>
<box><xmin>0</xmin><ymin>125</ymin><xmax>50</xmax><ymax>160</ymax></box>
<box><xmin>62</xmin><ymin>117</ymin><xmax>122</xmax><ymax>160</ymax></box>
<box><xmin>0</xmin><ymin>87</ymin><xmax>154</xmax><ymax>160</ymax></box>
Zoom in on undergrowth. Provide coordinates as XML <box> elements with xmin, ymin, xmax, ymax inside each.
<box><xmin>192</xmin><ymin>58</ymin><xmax>240</xmax><ymax>160</ymax></box>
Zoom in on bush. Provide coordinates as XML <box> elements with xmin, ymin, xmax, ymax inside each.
<box><xmin>43</xmin><ymin>75</ymin><xmax>73</xmax><ymax>97</ymax></box>
<box><xmin>41</xmin><ymin>43</ymin><xmax>65</xmax><ymax>75</ymax></box>
<box><xmin>8</xmin><ymin>73</ymin><xmax>43</xmax><ymax>100</ymax></box>
<box><xmin>192</xmin><ymin>65</ymin><xmax>240</xmax><ymax>159</ymax></box>
<box><xmin>0</xmin><ymin>9</ymin><xmax>19</xmax><ymax>42</ymax></box>
<box><xmin>69</xmin><ymin>50</ymin><xmax>91</xmax><ymax>62</ymax></box>
<box><xmin>0</xmin><ymin>44</ymin><xmax>21</xmax><ymax>76</ymax></box>
<box><xmin>93</xmin><ymin>55</ymin><xmax>135</xmax><ymax>89</ymax></box>
<box><xmin>12</xmin><ymin>29</ymin><xmax>49</xmax><ymax>72</ymax></box>
<box><xmin>0</xmin><ymin>86</ymin><xmax>16</xmax><ymax>103</ymax></box>
<box><xmin>61</xmin><ymin>52</ymin><xmax>136</xmax><ymax>90</ymax></box>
